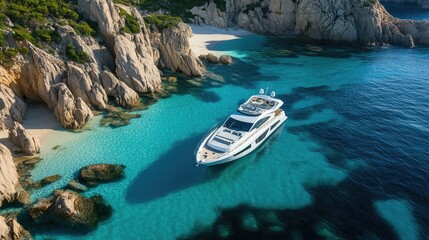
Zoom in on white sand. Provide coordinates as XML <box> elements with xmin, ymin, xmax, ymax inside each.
<box><xmin>0</xmin><ymin>105</ymin><xmax>63</xmax><ymax>152</ymax></box>
<box><xmin>189</xmin><ymin>25</ymin><xmax>251</xmax><ymax>56</ymax></box>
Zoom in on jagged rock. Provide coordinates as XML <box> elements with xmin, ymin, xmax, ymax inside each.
<box><xmin>19</xmin><ymin>45</ymin><xmax>66</xmax><ymax>109</ymax></box>
<box><xmin>150</xmin><ymin>23</ymin><xmax>205</xmax><ymax>76</ymax></box>
<box><xmin>101</xmin><ymin>70</ymin><xmax>140</xmax><ymax>107</ymax></box>
<box><xmin>66</xmin><ymin>180</ymin><xmax>88</xmax><ymax>192</ymax></box>
<box><xmin>77</xmin><ymin>0</ymin><xmax>162</xmax><ymax>93</ymax></box>
<box><xmin>200</xmin><ymin>53</ymin><xmax>220</xmax><ymax>64</ymax></box>
<box><xmin>219</xmin><ymin>55</ymin><xmax>233</xmax><ymax>64</ymax></box>
<box><xmin>8</xmin><ymin>122</ymin><xmax>40</xmax><ymax>155</ymax></box>
<box><xmin>0</xmin><ymin>84</ymin><xmax>26</xmax><ymax>130</ymax></box>
<box><xmin>53</xmin><ymin>83</ymin><xmax>93</xmax><ymax>129</ymax></box>
<box><xmin>114</xmin><ymin>34</ymin><xmax>161</xmax><ymax>93</ymax></box>
<box><xmin>0</xmin><ymin>144</ymin><xmax>29</xmax><ymax>208</ymax></box>
<box><xmin>29</xmin><ymin>190</ymin><xmax>112</xmax><ymax>229</ymax></box>
<box><xmin>67</xmin><ymin>65</ymin><xmax>108</xmax><ymax>109</ymax></box>
<box><xmin>79</xmin><ymin>163</ymin><xmax>125</xmax><ymax>186</ymax></box>
<box><xmin>0</xmin><ymin>216</ymin><xmax>32</xmax><ymax>240</ymax></box>
<box><xmin>57</xmin><ymin>25</ymin><xmax>114</xmax><ymax>71</ymax></box>
<box><xmin>40</xmin><ymin>174</ymin><xmax>61</xmax><ymax>186</ymax></box>
<box><xmin>190</xmin><ymin>0</ymin><xmax>429</xmax><ymax>47</ymax></box>
<box><xmin>77</xmin><ymin>0</ymin><xmax>121</xmax><ymax>52</ymax></box>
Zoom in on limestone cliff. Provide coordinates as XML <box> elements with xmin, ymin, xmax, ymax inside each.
<box><xmin>190</xmin><ymin>0</ymin><xmax>429</xmax><ymax>46</ymax></box>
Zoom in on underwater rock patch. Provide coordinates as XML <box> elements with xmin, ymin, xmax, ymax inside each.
<box><xmin>79</xmin><ymin>163</ymin><xmax>126</xmax><ymax>186</ymax></box>
<box><xmin>29</xmin><ymin>190</ymin><xmax>112</xmax><ymax>230</ymax></box>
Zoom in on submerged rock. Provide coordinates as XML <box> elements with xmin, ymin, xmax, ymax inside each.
<box><xmin>100</xmin><ymin>107</ymin><xmax>141</xmax><ymax>128</ymax></box>
<box><xmin>219</xmin><ymin>55</ymin><xmax>233</xmax><ymax>64</ymax></box>
<box><xmin>66</xmin><ymin>180</ymin><xmax>89</xmax><ymax>192</ymax></box>
<box><xmin>40</xmin><ymin>174</ymin><xmax>61</xmax><ymax>187</ymax></box>
<box><xmin>0</xmin><ymin>216</ymin><xmax>31</xmax><ymax>240</ymax></box>
<box><xmin>79</xmin><ymin>163</ymin><xmax>126</xmax><ymax>186</ymax></box>
<box><xmin>29</xmin><ymin>190</ymin><xmax>112</xmax><ymax>229</ymax></box>
<box><xmin>8</xmin><ymin>122</ymin><xmax>41</xmax><ymax>155</ymax></box>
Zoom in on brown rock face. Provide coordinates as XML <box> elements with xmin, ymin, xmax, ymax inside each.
<box><xmin>67</xmin><ymin>64</ymin><xmax>108</xmax><ymax>109</ymax></box>
<box><xmin>0</xmin><ymin>84</ymin><xmax>26</xmax><ymax>131</ymax></box>
<box><xmin>0</xmin><ymin>216</ymin><xmax>32</xmax><ymax>240</ymax></box>
<box><xmin>150</xmin><ymin>23</ymin><xmax>205</xmax><ymax>76</ymax></box>
<box><xmin>53</xmin><ymin>83</ymin><xmax>93</xmax><ymax>129</ymax></box>
<box><xmin>8</xmin><ymin>122</ymin><xmax>41</xmax><ymax>155</ymax></box>
<box><xmin>0</xmin><ymin>144</ymin><xmax>29</xmax><ymax>208</ymax></box>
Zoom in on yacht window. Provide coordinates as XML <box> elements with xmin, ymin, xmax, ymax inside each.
<box><xmin>251</xmin><ymin>116</ymin><xmax>270</xmax><ymax>131</ymax></box>
<box><xmin>256</xmin><ymin>129</ymin><xmax>269</xmax><ymax>143</ymax></box>
<box><xmin>223</xmin><ymin>117</ymin><xmax>253</xmax><ymax>132</ymax></box>
<box><xmin>270</xmin><ymin>120</ymin><xmax>280</xmax><ymax>130</ymax></box>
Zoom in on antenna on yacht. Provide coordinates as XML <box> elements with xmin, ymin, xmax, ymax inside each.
<box><xmin>259</xmin><ymin>88</ymin><xmax>264</xmax><ymax>95</ymax></box>
<box><xmin>265</xmin><ymin>85</ymin><xmax>270</xmax><ymax>96</ymax></box>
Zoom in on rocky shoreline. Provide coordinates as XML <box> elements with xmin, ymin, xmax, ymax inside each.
<box><xmin>1</xmin><ymin>0</ymin><xmax>429</xmax><ymax>239</ymax></box>
<box><xmin>190</xmin><ymin>0</ymin><xmax>429</xmax><ymax>47</ymax></box>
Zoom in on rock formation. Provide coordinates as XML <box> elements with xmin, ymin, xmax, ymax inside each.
<box><xmin>101</xmin><ymin>69</ymin><xmax>140</xmax><ymax>107</ymax></box>
<box><xmin>150</xmin><ymin>23</ymin><xmax>205</xmax><ymax>76</ymax></box>
<box><xmin>0</xmin><ymin>144</ymin><xmax>29</xmax><ymax>208</ymax></box>
<box><xmin>29</xmin><ymin>190</ymin><xmax>112</xmax><ymax>229</ymax></box>
<box><xmin>53</xmin><ymin>83</ymin><xmax>93</xmax><ymax>129</ymax></box>
<box><xmin>67</xmin><ymin>64</ymin><xmax>108</xmax><ymax>109</ymax></box>
<box><xmin>114</xmin><ymin>34</ymin><xmax>161</xmax><ymax>93</ymax></box>
<box><xmin>0</xmin><ymin>84</ymin><xmax>26</xmax><ymax>131</ymax></box>
<box><xmin>79</xmin><ymin>163</ymin><xmax>126</xmax><ymax>186</ymax></box>
<box><xmin>0</xmin><ymin>216</ymin><xmax>31</xmax><ymax>240</ymax></box>
<box><xmin>190</xmin><ymin>0</ymin><xmax>429</xmax><ymax>46</ymax></box>
<box><xmin>8</xmin><ymin>122</ymin><xmax>41</xmax><ymax>155</ymax></box>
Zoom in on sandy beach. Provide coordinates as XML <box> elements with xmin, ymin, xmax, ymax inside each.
<box><xmin>0</xmin><ymin>105</ymin><xmax>63</xmax><ymax>151</ymax></box>
<box><xmin>0</xmin><ymin>25</ymin><xmax>250</xmax><ymax>153</ymax></box>
<box><xmin>189</xmin><ymin>25</ymin><xmax>252</xmax><ymax>56</ymax></box>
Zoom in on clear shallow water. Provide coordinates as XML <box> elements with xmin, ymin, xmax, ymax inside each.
<box><xmin>25</xmin><ymin>15</ymin><xmax>429</xmax><ymax>240</ymax></box>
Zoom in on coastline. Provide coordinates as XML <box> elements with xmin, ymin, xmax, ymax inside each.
<box><xmin>0</xmin><ymin>105</ymin><xmax>69</xmax><ymax>153</ymax></box>
<box><xmin>0</xmin><ymin>25</ymin><xmax>250</xmax><ymax>154</ymax></box>
<box><xmin>189</xmin><ymin>25</ymin><xmax>252</xmax><ymax>56</ymax></box>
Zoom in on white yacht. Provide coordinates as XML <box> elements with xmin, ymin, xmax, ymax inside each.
<box><xmin>195</xmin><ymin>89</ymin><xmax>287</xmax><ymax>166</ymax></box>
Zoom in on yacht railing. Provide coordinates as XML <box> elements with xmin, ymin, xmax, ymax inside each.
<box><xmin>194</xmin><ymin>123</ymin><xmax>220</xmax><ymax>156</ymax></box>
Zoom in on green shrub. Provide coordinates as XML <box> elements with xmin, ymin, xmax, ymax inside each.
<box><xmin>143</xmin><ymin>14</ymin><xmax>181</xmax><ymax>31</ymax></box>
<box><xmin>119</xmin><ymin>8</ymin><xmax>141</xmax><ymax>34</ymax></box>
<box><xmin>65</xmin><ymin>43</ymin><xmax>90</xmax><ymax>63</ymax></box>
<box><xmin>69</xmin><ymin>20</ymin><xmax>95</xmax><ymax>36</ymax></box>
<box><xmin>13</xmin><ymin>25</ymin><xmax>33</xmax><ymax>42</ymax></box>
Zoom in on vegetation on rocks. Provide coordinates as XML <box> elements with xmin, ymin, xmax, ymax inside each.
<box><xmin>118</xmin><ymin>8</ymin><xmax>141</xmax><ymax>34</ymax></box>
<box><xmin>65</xmin><ymin>43</ymin><xmax>90</xmax><ymax>63</ymax></box>
<box><xmin>140</xmin><ymin>0</ymin><xmax>226</xmax><ymax>17</ymax></box>
<box><xmin>143</xmin><ymin>14</ymin><xmax>181</xmax><ymax>31</ymax></box>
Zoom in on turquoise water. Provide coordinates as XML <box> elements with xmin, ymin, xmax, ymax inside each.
<box><xmin>25</xmin><ymin>10</ymin><xmax>429</xmax><ymax>240</ymax></box>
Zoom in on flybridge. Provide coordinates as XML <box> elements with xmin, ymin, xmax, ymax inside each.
<box><xmin>237</xmin><ymin>89</ymin><xmax>283</xmax><ymax>116</ymax></box>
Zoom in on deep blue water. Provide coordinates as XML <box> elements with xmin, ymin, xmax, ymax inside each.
<box><xmin>383</xmin><ymin>2</ymin><xmax>429</xmax><ymax>20</ymax></box>
<box><xmin>12</xmin><ymin>7</ymin><xmax>429</xmax><ymax>240</ymax></box>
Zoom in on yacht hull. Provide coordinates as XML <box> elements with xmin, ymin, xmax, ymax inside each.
<box><xmin>196</xmin><ymin>111</ymin><xmax>287</xmax><ymax>166</ymax></box>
